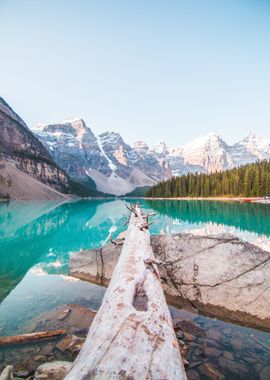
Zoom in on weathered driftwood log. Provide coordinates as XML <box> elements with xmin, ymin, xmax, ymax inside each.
<box><xmin>65</xmin><ymin>207</ymin><xmax>186</xmax><ymax>380</ymax></box>
<box><xmin>70</xmin><ymin>233</ymin><xmax>270</xmax><ymax>331</ymax></box>
<box><xmin>0</xmin><ymin>330</ymin><xmax>66</xmax><ymax>346</ymax></box>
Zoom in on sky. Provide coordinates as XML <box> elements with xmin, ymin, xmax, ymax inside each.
<box><xmin>1</xmin><ymin>0</ymin><xmax>270</xmax><ymax>147</ymax></box>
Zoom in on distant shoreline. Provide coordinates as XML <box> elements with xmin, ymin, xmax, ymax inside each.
<box><xmin>134</xmin><ymin>196</ymin><xmax>270</xmax><ymax>204</ymax></box>
<box><xmin>1</xmin><ymin>196</ymin><xmax>270</xmax><ymax>204</ymax></box>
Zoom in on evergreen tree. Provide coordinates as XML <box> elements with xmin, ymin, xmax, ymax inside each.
<box><xmin>146</xmin><ymin>160</ymin><xmax>270</xmax><ymax>198</ymax></box>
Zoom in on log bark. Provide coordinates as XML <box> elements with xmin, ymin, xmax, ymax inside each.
<box><xmin>0</xmin><ymin>330</ymin><xmax>66</xmax><ymax>346</ymax></box>
<box><xmin>65</xmin><ymin>206</ymin><xmax>186</xmax><ymax>380</ymax></box>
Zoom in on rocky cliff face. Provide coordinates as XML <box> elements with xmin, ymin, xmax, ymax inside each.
<box><xmin>0</xmin><ymin>97</ymin><xmax>77</xmax><ymax>196</ymax></box>
<box><xmin>35</xmin><ymin>123</ymin><xmax>171</xmax><ymax>195</ymax></box>
<box><xmin>35</xmin><ymin>119</ymin><xmax>110</xmax><ymax>180</ymax></box>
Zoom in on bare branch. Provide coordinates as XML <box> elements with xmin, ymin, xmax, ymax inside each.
<box><xmin>143</xmin><ymin>212</ymin><xmax>157</xmax><ymax>223</ymax></box>
<box><xmin>125</xmin><ymin>203</ymin><xmax>138</xmax><ymax>217</ymax></box>
<box><xmin>109</xmin><ymin>235</ymin><xmax>117</xmax><ymax>246</ymax></box>
<box><xmin>123</xmin><ymin>218</ymin><xmax>130</xmax><ymax>227</ymax></box>
<box><xmin>139</xmin><ymin>221</ymin><xmax>154</xmax><ymax>231</ymax></box>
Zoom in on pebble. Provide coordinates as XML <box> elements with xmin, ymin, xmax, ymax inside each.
<box><xmin>188</xmin><ymin>361</ymin><xmax>203</xmax><ymax>369</ymax></box>
<box><xmin>259</xmin><ymin>365</ymin><xmax>270</xmax><ymax>380</ymax></box>
<box><xmin>13</xmin><ymin>370</ymin><xmax>33</xmax><ymax>379</ymax></box>
<box><xmin>34</xmin><ymin>361</ymin><xmax>72</xmax><ymax>380</ymax></box>
<box><xmin>203</xmin><ymin>363</ymin><xmax>225</xmax><ymax>380</ymax></box>
<box><xmin>56</xmin><ymin>335</ymin><xmax>84</xmax><ymax>355</ymax></box>
<box><xmin>34</xmin><ymin>355</ymin><xmax>47</xmax><ymax>362</ymax></box>
<box><xmin>204</xmin><ymin>346</ymin><xmax>222</xmax><ymax>358</ymax></box>
<box><xmin>183</xmin><ymin>332</ymin><xmax>195</xmax><ymax>342</ymax></box>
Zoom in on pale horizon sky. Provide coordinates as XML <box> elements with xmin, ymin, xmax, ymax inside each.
<box><xmin>1</xmin><ymin>0</ymin><xmax>270</xmax><ymax>147</ymax></box>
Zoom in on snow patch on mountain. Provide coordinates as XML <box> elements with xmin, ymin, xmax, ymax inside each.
<box><xmin>239</xmin><ymin>132</ymin><xmax>270</xmax><ymax>159</ymax></box>
<box><xmin>134</xmin><ymin>141</ymin><xmax>149</xmax><ymax>154</ymax></box>
<box><xmin>96</xmin><ymin>134</ymin><xmax>117</xmax><ymax>172</ymax></box>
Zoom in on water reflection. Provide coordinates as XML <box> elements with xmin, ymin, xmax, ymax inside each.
<box><xmin>145</xmin><ymin>199</ymin><xmax>270</xmax><ymax>237</ymax></box>
<box><xmin>0</xmin><ymin>199</ymin><xmax>126</xmax><ymax>304</ymax></box>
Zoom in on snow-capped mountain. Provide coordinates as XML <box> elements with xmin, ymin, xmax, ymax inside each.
<box><xmin>171</xmin><ymin>132</ymin><xmax>233</xmax><ymax>173</ymax></box>
<box><xmin>229</xmin><ymin>132</ymin><xmax>270</xmax><ymax>167</ymax></box>
<box><xmin>34</xmin><ymin>120</ymin><xmax>170</xmax><ymax>195</ymax></box>
<box><xmin>34</xmin><ymin>119</ymin><xmax>270</xmax><ymax>195</ymax></box>
<box><xmin>35</xmin><ymin>119</ymin><xmax>110</xmax><ymax>178</ymax></box>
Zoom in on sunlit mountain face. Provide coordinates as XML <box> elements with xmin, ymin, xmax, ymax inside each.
<box><xmin>34</xmin><ymin>118</ymin><xmax>270</xmax><ymax>195</ymax></box>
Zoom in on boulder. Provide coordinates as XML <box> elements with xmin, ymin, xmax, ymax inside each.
<box><xmin>69</xmin><ymin>233</ymin><xmax>270</xmax><ymax>330</ymax></box>
<box><xmin>152</xmin><ymin>233</ymin><xmax>270</xmax><ymax>330</ymax></box>
<box><xmin>56</xmin><ymin>335</ymin><xmax>84</xmax><ymax>355</ymax></box>
<box><xmin>34</xmin><ymin>361</ymin><xmax>72</xmax><ymax>380</ymax></box>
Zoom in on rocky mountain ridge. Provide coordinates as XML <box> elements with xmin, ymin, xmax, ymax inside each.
<box><xmin>34</xmin><ymin>119</ymin><xmax>270</xmax><ymax>195</ymax></box>
<box><xmin>35</xmin><ymin>120</ymin><xmax>170</xmax><ymax>195</ymax></box>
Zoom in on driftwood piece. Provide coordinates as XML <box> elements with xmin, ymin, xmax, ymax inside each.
<box><xmin>0</xmin><ymin>330</ymin><xmax>66</xmax><ymax>346</ymax></box>
<box><xmin>65</xmin><ymin>206</ymin><xmax>186</xmax><ymax>380</ymax></box>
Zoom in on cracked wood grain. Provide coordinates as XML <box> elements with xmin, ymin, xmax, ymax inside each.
<box><xmin>65</xmin><ymin>206</ymin><xmax>186</xmax><ymax>380</ymax></box>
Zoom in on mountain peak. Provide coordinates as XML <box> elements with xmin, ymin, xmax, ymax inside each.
<box><xmin>153</xmin><ymin>140</ymin><xmax>168</xmax><ymax>155</ymax></box>
<box><xmin>244</xmin><ymin>132</ymin><xmax>259</xmax><ymax>141</ymax></box>
<box><xmin>134</xmin><ymin>140</ymin><xmax>149</xmax><ymax>153</ymax></box>
<box><xmin>183</xmin><ymin>132</ymin><xmax>225</xmax><ymax>150</ymax></box>
<box><xmin>64</xmin><ymin>117</ymin><xmax>84</xmax><ymax>124</ymax></box>
<box><xmin>34</xmin><ymin>118</ymin><xmax>90</xmax><ymax>138</ymax></box>
<box><xmin>204</xmin><ymin>132</ymin><xmax>222</xmax><ymax>140</ymax></box>
<box><xmin>98</xmin><ymin>131</ymin><xmax>124</xmax><ymax>145</ymax></box>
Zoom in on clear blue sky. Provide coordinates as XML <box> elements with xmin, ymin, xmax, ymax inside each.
<box><xmin>1</xmin><ymin>0</ymin><xmax>270</xmax><ymax>146</ymax></box>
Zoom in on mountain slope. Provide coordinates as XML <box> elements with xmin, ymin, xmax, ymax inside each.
<box><xmin>0</xmin><ymin>161</ymin><xmax>68</xmax><ymax>200</ymax></box>
<box><xmin>0</xmin><ymin>96</ymin><xmax>72</xmax><ymax>194</ymax></box>
<box><xmin>0</xmin><ymin>96</ymin><xmax>103</xmax><ymax>199</ymax></box>
<box><xmin>35</xmin><ymin>124</ymin><xmax>170</xmax><ymax>195</ymax></box>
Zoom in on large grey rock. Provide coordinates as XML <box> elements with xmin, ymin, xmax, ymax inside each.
<box><xmin>34</xmin><ymin>361</ymin><xmax>72</xmax><ymax>380</ymax></box>
<box><xmin>152</xmin><ymin>233</ymin><xmax>270</xmax><ymax>330</ymax></box>
<box><xmin>69</xmin><ymin>233</ymin><xmax>270</xmax><ymax>330</ymax></box>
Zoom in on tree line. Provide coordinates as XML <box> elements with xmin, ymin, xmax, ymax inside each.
<box><xmin>146</xmin><ymin>160</ymin><xmax>270</xmax><ymax>198</ymax></box>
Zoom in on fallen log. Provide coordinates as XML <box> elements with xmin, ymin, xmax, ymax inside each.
<box><xmin>70</xmin><ymin>233</ymin><xmax>270</xmax><ymax>331</ymax></box>
<box><xmin>0</xmin><ymin>329</ymin><xmax>66</xmax><ymax>346</ymax></box>
<box><xmin>65</xmin><ymin>206</ymin><xmax>186</xmax><ymax>379</ymax></box>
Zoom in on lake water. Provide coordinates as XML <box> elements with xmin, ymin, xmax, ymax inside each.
<box><xmin>0</xmin><ymin>199</ymin><xmax>270</xmax><ymax>378</ymax></box>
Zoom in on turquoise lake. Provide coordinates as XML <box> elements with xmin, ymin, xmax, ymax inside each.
<box><xmin>1</xmin><ymin>199</ymin><xmax>270</xmax><ymax>336</ymax></box>
<box><xmin>0</xmin><ymin>199</ymin><xmax>270</xmax><ymax>378</ymax></box>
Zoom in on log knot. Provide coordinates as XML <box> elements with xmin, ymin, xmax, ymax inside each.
<box><xmin>132</xmin><ymin>281</ymin><xmax>149</xmax><ymax>311</ymax></box>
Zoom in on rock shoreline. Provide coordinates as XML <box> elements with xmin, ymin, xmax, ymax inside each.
<box><xmin>1</xmin><ymin>303</ymin><xmax>270</xmax><ymax>379</ymax></box>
